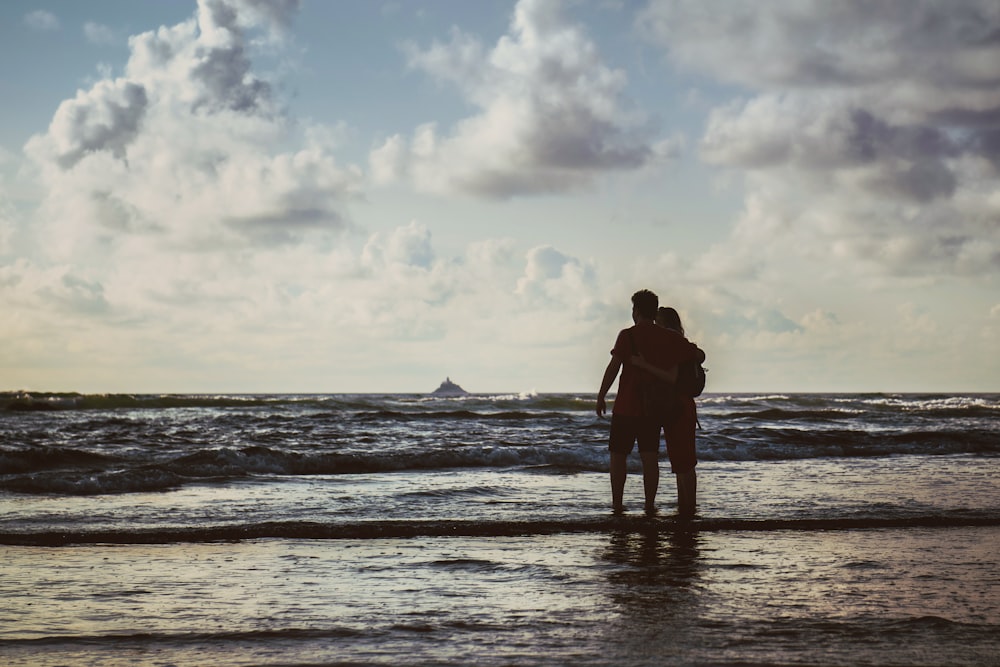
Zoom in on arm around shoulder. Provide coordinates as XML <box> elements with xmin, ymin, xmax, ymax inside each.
<box><xmin>634</xmin><ymin>355</ymin><xmax>678</xmax><ymax>383</ymax></box>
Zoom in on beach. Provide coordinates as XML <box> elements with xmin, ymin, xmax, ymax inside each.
<box><xmin>1</xmin><ymin>392</ymin><xmax>998</xmax><ymax>665</ymax></box>
<box><xmin>3</xmin><ymin>523</ymin><xmax>997</xmax><ymax>666</ymax></box>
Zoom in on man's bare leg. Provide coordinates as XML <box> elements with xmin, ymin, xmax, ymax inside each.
<box><xmin>676</xmin><ymin>469</ymin><xmax>697</xmax><ymax>517</ymax></box>
<box><xmin>640</xmin><ymin>450</ymin><xmax>660</xmax><ymax>513</ymax></box>
<box><xmin>610</xmin><ymin>452</ymin><xmax>628</xmax><ymax>512</ymax></box>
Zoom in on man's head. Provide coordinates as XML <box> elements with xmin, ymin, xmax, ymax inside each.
<box><xmin>631</xmin><ymin>289</ymin><xmax>658</xmax><ymax>322</ymax></box>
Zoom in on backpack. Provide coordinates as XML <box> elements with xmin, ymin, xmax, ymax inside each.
<box><xmin>632</xmin><ymin>329</ymin><xmax>707</xmax><ymax>398</ymax></box>
<box><xmin>676</xmin><ymin>358</ymin><xmax>707</xmax><ymax>398</ymax></box>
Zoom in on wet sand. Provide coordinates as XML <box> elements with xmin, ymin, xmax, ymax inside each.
<box><xmin>3</xmin><ymin>525</ymin><xmax>998</xmax><ymax>666</ymax></box>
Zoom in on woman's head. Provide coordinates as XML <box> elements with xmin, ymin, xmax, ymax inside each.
<box><xmin>656</xmin><ymin>306</ymin><xmax>683</xmax><ymax>334</ymax></box>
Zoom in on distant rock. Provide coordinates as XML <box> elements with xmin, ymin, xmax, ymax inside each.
<box><xmin>431</xmin><ymin>377</ymin><xmax>468</xmax><ymax>396</ymax></box>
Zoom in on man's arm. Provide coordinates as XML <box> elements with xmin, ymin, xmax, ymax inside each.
<box><xmin>596</xmin><ymin>356</ymin><xmax>622</xmax><ymax>417</ymax></box>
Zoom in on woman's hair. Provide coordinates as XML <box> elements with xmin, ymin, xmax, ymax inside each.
<box><xmin>657</xmin><ymin>306</ymin><xmax>684</xmax><ymax>335</ymax></box>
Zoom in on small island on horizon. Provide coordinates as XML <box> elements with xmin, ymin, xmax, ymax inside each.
<box><xmin>431</xmin><ymin>377</ymin><xmax>468</xmax><ymax>396</ymax></box>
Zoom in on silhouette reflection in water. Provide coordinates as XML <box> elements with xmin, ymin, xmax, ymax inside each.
<box><xmin>598</xmin><ymin>526</ymin><xmax>705</xmax><ymax>660</ymax></box>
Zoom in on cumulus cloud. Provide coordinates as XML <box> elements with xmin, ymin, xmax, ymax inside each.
<box><xmin>370</xmin><ymin>0</ymin><xmax>658</xmax><ymax>198</ymax></box>
<box><xmin>6</xmin><ymin>0</ymin><xmax>624</xmax><ymax>392</ymax></box>
<box><xmin>2</xmin><ymin>0</ymin><xmax>382</xmax><ymax>389</ymax></box>
<box><xmin>515</xmin><ymin>244</ymin><xmax>598</xmax><ymax>309</ymax></box>
<box><xmin>25</xmin><ymin>0</ymin><xmax>359</xmax><ymax>261</ymax></box>
<box><xmin>362</xmin><ymin>220</ymin><xmax>435</xmax><ymax>271</ymax></box>
<box><xmin>25</xmin><ymin>10</ymin><xmax>59</xmax><ymax>31</ymax></box>
<box><xmin>640</xmin><ymin>0</ymin><xmax>1000</xmax><ymax>277</ymax></box>
<box><xmin>47</xmin><ymin>79</ymin><xmax>149</xmax><ymax>169</ymax></box>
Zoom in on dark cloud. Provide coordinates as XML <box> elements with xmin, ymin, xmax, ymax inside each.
<box><xmin>971</xmin><ymin>128</ymin><xmax>1000</xmax><ymax>167</ymax></box>
<box><xmin>190</xmin><ymin>0</ymin><xmax>275</xmax><ymax>112</ymax></box>
<box><xmin>224</xmin><ymin>208</ymin><xmax>345</xmax><ymax>245</ymax></box>
<box><xmin>52</xmin><ymin>81</ymin><xmax>148</xmax><ymax>169</ymax></box>
<box><xmin>847</xmin><ymin>111</ymin><xmax>958</xmax><ymax>163</ymax></box>
<box><xmin>641</xmin><ymin>0</ymin><xmax>1000</xmax><ymax>91</ymax></box>
<box><xmin>191</xmin><ymin>47</ymin><xmax>271</xmax><ymax>113</ymax></box>
<box><xmin>527</xmin><ymin>107</ymin><xmax>651</xmax><ymax>170</ymax></box>
<box><xmin>845</xmin><ymin>111</ymin><xmax>959</xmax><ymax>201</ymax></box>
<box><xmin>930</xmin><ymin>106</ymin><xmax>1000</xmax><ymax>166</ymax></box>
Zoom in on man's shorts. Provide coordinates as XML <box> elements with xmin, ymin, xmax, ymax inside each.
<box><xmin>608</xmin><ymin>415</ymin><xmax>660</xmax><ymax>455</ymax></box>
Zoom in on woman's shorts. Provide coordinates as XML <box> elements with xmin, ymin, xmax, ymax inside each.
<box><xmin>663</xmin><ymin>399</ymin><xmax>698</xmax><ymax>474</ymax></box>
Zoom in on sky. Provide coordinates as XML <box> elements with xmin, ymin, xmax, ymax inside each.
<box><xmin>1</xmin><ymin>0</ymin><xmax>998</xmax><ymax>394</ymax></box>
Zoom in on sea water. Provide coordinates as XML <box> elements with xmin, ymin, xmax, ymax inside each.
<box><xmin>1</xmin><ymin>392</ymin><xmax>998</xmax><ymax>665</ymax></box>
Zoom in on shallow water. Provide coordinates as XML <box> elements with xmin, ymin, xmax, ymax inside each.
<box><xmin>2</xmin><ymin>526</ymin><xmax>997</xmax><ymax>666</ymax></box>
<box><xmin>1</xmin><ymin>455</ymin><xmax>996</xmax><ymax>541</ymax></box>
<box><xmin>1</xmin><ymin>392</ymin><xmax>997</xmax><ymax>665</ymax></box>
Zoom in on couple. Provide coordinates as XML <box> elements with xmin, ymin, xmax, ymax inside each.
<box><xmin>596</xmin><ymin>289</ymin><xmax>705</xmax><ymax>517</ymax></box>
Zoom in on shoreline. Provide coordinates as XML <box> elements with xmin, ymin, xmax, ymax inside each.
<box><xmin>3</xmin><ymin>527</ymin><xmax>997</xmax><ymax>667</ymax></box>
<box><xmin>3</xmin><ymin>514</ymin><xmax>999</xmax><ymax>546</ymax></box>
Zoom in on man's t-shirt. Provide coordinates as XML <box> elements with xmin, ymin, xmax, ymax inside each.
<box><xmin>611</xmin><ymin>321</ymin><xmax>704</xmax><ymax>417</ymax></box>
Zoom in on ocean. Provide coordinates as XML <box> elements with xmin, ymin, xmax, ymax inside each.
<box><xmin>1</xmin><ymin>391</ymin><xmax>998</xmax><ymax>666</ymax></box>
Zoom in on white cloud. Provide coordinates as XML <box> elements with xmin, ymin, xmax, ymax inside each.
<box><xmin>467</xmin><ymin>237</ymin><xmax>515</xmax><ymax>267</ymax></box>
<box><xmin>25</xmin><ymin>10</ymin><xmax>59</xmax><ymax>31</ymax></box>
<box><xmin>7</xmin><ymin>0</ymin><xmax>631</xmax><ymax>392</ymax></box>
<box><xmin>84</xmin><ymin>21</ymin><xmax>116</xmax><ymax>46</ymax></box>
<box><xmin>362</xmin><ymin>220</ymin><xmax>435</xmax><ymax>271</ymax></box>
<box><xmin>515</xmin><ymin>244</ymin><xmax>598</xmax><ymax>313</ymax></box>
<box><xmin>370</xmin><ymin>0</ymin><xmax>659</xmax><ymax>198</ymax></box>
<box><xmin>0</xmin><ymin>205</ymin><xmax>14</xmax><ymax>257</ymax></box>
<box><xmin>640</xmin><ymin>0</ymin><xmax>1000</xmax><ymax>103</ymax></box>
<box><xmin>45</xmin><ymin>79</ymin><xmax>149</xmax><ymax>169</ymax></box>
<box><xmin>3</xmin><ymin>0</ymin><xmax>381</xmax><ymax>389</ymax></box>
<box><xmin>5</xmin><ymin>0</ymin><xmax>996</xmax><ymax>393</ymax></box>
<box><xmin>0</xmin><ymin>146</ymin><xmax>19</xmax><ymax>255</ymax></box>
<box><xmin>641</xmin><ymin>0</ymin><xmax>1000</xmax><ymax>278</ymax></box>
<box><xmin>25</xmin><ymin>0</ymin><xmax>361</xmax><ymax>264</ymax></box>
